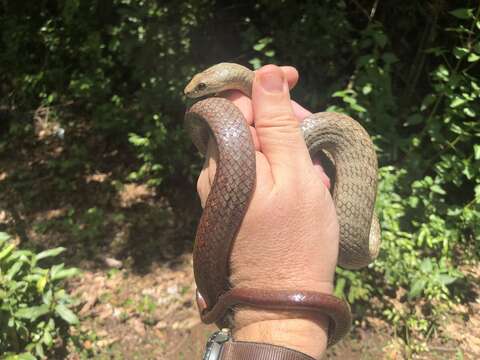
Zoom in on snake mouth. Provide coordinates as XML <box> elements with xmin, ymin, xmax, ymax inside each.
<box><xmin>185</xmin><ymin>95</ymin><xmax>207</xmax><ymax>109</ymax></box>
<box><xmin>184</xmin><ymin>93</ymin><xmax>220</xmax><ymax>109</ymax></box>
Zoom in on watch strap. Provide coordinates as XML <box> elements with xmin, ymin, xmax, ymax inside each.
<box><xmin>220</xmin><ymin>341</ymin><xmax>316</xmax><ymax>360</ymax></box>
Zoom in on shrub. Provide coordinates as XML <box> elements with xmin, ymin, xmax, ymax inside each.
<box><xmin>0</xmin><ymin>232</ymin><xmax>80</xmax><ymax>358</ymax></box>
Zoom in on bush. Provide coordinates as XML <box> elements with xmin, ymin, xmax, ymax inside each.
<box><xmin>0</xmin><ymin>232</ymin><xmax>80</xmax><ymax>358</ymax></box>
<box><xmin>327</xmin><ymin>4</ymin><xmax>479</xmax><ymax>343</ymax></box>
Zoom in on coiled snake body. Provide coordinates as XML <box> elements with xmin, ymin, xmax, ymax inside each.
<box><xmin>185</xmin><ymin>63</ymin><xmax>380</xmax><ymax>322</ymax></box>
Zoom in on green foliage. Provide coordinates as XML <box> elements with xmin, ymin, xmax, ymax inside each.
<box><xmin>327</xmin><ymin>2</ymin><xmax>480</xmax><ymax>344</ymax></box>
<box><xmin>0</xmin><ymin>232</ymin><xmax>80</xmax><ymax>358</ymax></box>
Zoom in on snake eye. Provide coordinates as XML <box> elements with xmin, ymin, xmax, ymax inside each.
<box><xmin>196</xmin><ymin>82</ymin><xmax>207</xmax><ymax>91</ymax></box>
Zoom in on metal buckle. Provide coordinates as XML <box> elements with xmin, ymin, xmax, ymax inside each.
<box><xmin>202</xmin><ymin>328</ymin><xmax>231</xmax><ymax>360</ymax></box>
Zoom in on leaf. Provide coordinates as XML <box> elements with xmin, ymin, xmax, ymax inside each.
<box><xmin>249</xmin><ymin>57</ymin><xmax>262</xmax><ymax>70</ymax></box>
<box><xmin>51</xmin><ymin>267</ymin><xmax>80</xmax><ymax>281</ymax></box>
<box><xmin>420</xmin><ymin>258</ymin><xmax>433</xmax><ymax>273</ymax></box>
<box><xmin>362</xmin><ymin>83</ymin><xmax>373</xmax><ymax>95</ymax></box>
<box><xmin>450</xmin><ymin>97</ymin><xmax>466</xmax><ymax>108</ymax></box>
<box><xmin>7</xmin><ymin>261</ymin><xmax>24</xmax><ymax>280</ymax></box>
<box><xmin>463</xmin><ymin>107</ymin><xmax>476</xmax><ymax>117</ymax></box>
<box><xmin>15</xmin><ymin>305</ymin><xmax>50</xmax><ymax>320</ymax></box>
<box><xmin>409</xmin><ymin>278</ymin><xmax>427</xmax><ymax>299</ymax></box>
<box><xmin>431</xmin><ymin>184</ymin><xmax>446</xmax><ymax>195</ymax></box>
<box><xmin>253</xmin><ymin>42</ymin><xmax>267</xmax><ymax>51</ymax></box>
<box><xmin>474</xmin><ymin>145</ymin><xmax>480</xmax><ymax>160</ymax></box>
<box><xmin>334</xmin><ymin>277</ymin><xmax>346</xmax><ymax>297</ymax></box>
<box><xmin>373</xmin><ymin>32</ymin><xmax>387</xmax><ymax>47</ymax></box>
<box><xmin>405</xmin><ymin>113</ymin><xmax>423</xmax><ymax>126</ymax></box>
<box><xmin>382</xmin><ymin>52</ymin><xmax>399</xmax><ymax>64</ymax></box>
<box><xmin>35</xmin><ymin>342</ymin><xmax>45</xmax><ymax>358</ymax></box>
<box><xmin>50</xmin><ymin>263</ymin><xmax>65</xmax><ymax>279</ymax></box>
<box><xmin>55</xmin><ymin>304</ymin><xmax>79</xmax><ymax>324</ymax></box>
<box><xmin>453</xmin><ymin>47</ymin><xmax>469</xmax><ymax>59</ymax></box>
<box><xmin>0</xmin><ymin>232</ymin><xmax>10</xmax><ymax>244</ymax></box>
<box><xmin>436</xmin><ymin>274</ymin><xmax>458</xmax><ymax>286</ymax></box>
<box><xmin>35</xmin><ymin>247</ymin><xmax>66</xmax><ymax>261</ymax></box>
<box><xmin>468</xmin><ymin>53</ymin><xmax>480</xmax><ymax>62</ymax></box>
<box><xmin>264</xmin><ymin>50</ymin><xmax>275</xmax><ymax>57</ymax></box>
<box><xmin>449</xmin><ymin>8</ymin><xmax>473</xmax><ymax>19</ymax></box>
<box><xmin>0</xmin><ymin>244</ymin><xmax>15</xmax><ymax>261</ymax></box>
<box><xmin>43</xmin><ymin>329</ymin><xmax>53</xmax><ymax>346</ymax></box>
<box><xmin>37</xmin><ymin>275</ymin><xmax>48</xmax><ymax>293</ymax></box>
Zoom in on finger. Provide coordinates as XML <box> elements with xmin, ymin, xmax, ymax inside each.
<box><xmin>313</xmin><ymin>163</ymin><xmax>331</xmax><ymax>190</ymax></box>
<box><xmin>252</xmin><ymin>65</ymin><xmax>311</xmax><ymax>180</ymax></box>
<box><xmin>222</xmin><ymin>90</ymin><xmax>253</xmax><ymax>125</ymax></box>
<box><xmin>280</xmin><ymin>66</ymin><xmax>299</xmax><ymax>89</ymax></box>
<box><xmin>222</xmin><ymin>68</ymin><xmax>300</xmax><ymax>125</ymax></box>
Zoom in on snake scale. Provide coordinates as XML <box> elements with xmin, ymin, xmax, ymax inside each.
<box><xmin>184</xmin><ymin>63</ymin><xmax>380</xmax><ymax>327</ymax></box>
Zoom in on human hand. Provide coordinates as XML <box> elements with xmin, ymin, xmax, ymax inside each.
<box><xmin>196</xmin><ymin>64</ymin><xmax>339</xmax><ymax>358</ymax></box>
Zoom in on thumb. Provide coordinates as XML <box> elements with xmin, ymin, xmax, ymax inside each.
<box><xmin>252</xmin><ymin>65</ymin><xmax>311</xmax><ymax>180</ymax></box>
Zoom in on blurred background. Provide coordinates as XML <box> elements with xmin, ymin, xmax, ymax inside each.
<box><xmin>0</xmin><ymin>0</ymin><xmax>479</xmax><ymax>359</ymax></box>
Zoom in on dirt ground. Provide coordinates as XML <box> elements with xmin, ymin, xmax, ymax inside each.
<box><xmin>63</xmin><ymin>254</ymin><xmax>479</xmax><ymax>359</ymax></box>
<box><xmin>1</xmin><ymin>126</ymin><xmax>479</xmax><ymax>359</ymax></box>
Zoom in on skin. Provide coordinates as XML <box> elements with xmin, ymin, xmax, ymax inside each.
<box><xmin>196</xmin><ymin>64</ymin><xmax>339</xmax><ymax>359</ymax></box>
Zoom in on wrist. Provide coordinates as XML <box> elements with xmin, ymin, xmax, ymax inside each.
<box><xmin>234</xmin><ymin>316</ymin><xmax>329</xmax><ymax>359</ymax></box>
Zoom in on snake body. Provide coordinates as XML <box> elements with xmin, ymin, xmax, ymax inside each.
<box><xmin>184</xmin><ymin>63</ymin><xmax>380</xmax><ymax>324</ymax></box>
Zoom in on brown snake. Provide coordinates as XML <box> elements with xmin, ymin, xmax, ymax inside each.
<box><xmin>184</xmin><ymin>63</ymin><xmax>380</xmax><ymax>345</ymax></box>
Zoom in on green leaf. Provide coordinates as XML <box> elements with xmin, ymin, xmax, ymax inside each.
<box><xmin>249</xmin><ymin>57</ymin><xmax>262</xmax><ymax>70</ymax></box>
<box><xmin>453</xmin><ymin>47</ymin><xmax>469</xmax><ymax>59</ymax></box>
<box><xmin>405</xmin><ymin>113</ymin><xmax>423</xmax><ymax>126</ymax></box>
<box><xmin>420</xmin><ymin>258</ymin><xmax>433</xmax><ymax>273</ymax></box>
<box><xmin>409</xmin><ymin>278</ymin><xmax>427</xmax><ymax>299</ymax></box>
<box><xmin>468</xmin><ymin>53</ymin><xmax>480</xmax><ymax>62</ymax></box>
<box><xmin>449</xmin><ymin>8</ymin><xmax>473</xmax><ymax>19</ymax></box>
<box><xmin>362</xmin><ymin>83</ymin><xmax>373</xmax><ymax>95</ymax></box>
<box><xmin>373</xmin><ymin>32</ymin><xmax>387</xmax><ymax>47</ymax></box>
<box><xmin>431</xmin><ymin>184</ymin><xmax>446</xmax><ymax>195</ymax></box>
<box><xmin>474</xmin><ymin>145</ymin><xmax>480</xmax><ymax>160</ymax></box>
<box><xmin>35</xmin><ymin>247</ymin><xmax>66</xmax><ymax>261</ymax></box>
<box><xmin>334</xmin><ymin>277</ymin><xmax>346</xmax><ymax>297</ymax></box>
<box><xmin>43</xmin><ymin>329</ymin><xmax>53</xmax><ymax>346</ymax></box>
<box><xmin>382</xmin><ymin>52</ymin><xmax>399</xmax><ymax>64</ymax></box>
<box><xmin>37</xmin><ymin>275</ymin><xmax>48</xmax><ymax>293</ymax></box>
<box><xmin>0</xmin><ymin>231</ymin><xmax>10</xmax><ymax>244</ymax></box>
<box><xmin>450</xmin><ymin>97</ymin><xmax>466</xmax><ymax>108</ymax></box>
<box><xmin>253</xmin><ymin>42</ymin><xmax>267</xmax><ymax>51</ymax></box>
<box><xmin>264</xmin><ymin>50</ymin><xmax>275</xmax><ymax>57</ymax></box>
<box><xmin>0</xmin><ymin>244</ymin><xmax>16</xmax><ymax>261</ymax></box>
<box><xmin>55</xmin><ymin>304</ymin><xmax>79</xmax><ymax>324</ymax></box>
<box><xmin>15</xmin><ymin>304</ymin><xmax>50</xmax><ymax>320</ymax></box>
<box><xmin>51</xmin><ymin>267</ymin><xmax>80</xmax><ymax>281</ymax></box>
<box><xmin>436</xmin><ymin>274</ymin><xmax>458</xmax><ymax>286</ymax></box>
<box><xmin>50</xmin><ymin>263</ymin><xmax>65</xmax><ymax>279</ymax></box>
<box><xmin>35</xmin><ymin>342</ymin><xmax>45</xmax><ymax>358</ymax></box>
<box><xmin>475</xmin><ymin>186</ymin><xmax>480</xmax><ymax>202</ymax></box>
<box><xmin>7</xmin><ymin>261</ymin><xmax>24</xmax><ymax>280</ymax></box>
<box><xmin>463</xmin><ymin>107</ymin><xmax>476</xmax><ymax>117</ymax></box>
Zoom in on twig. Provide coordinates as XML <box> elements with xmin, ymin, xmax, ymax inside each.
<box><xmin>429</xmin><ymin>346</ymin><xmax>459</xmax><ymax>353</ymax></box>
<box><xmin>369</xmin><ymin>0</ymin><xmax>380</xmax><ymax>21</ymax></box>
<box><xmin>351</xmin><ymin>0</ymin><xmax>370</xmax><ymax>19</ymax></box>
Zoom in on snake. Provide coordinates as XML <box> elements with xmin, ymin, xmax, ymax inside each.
<box><xmin>184</xmin><ymin>63</ymin><xmax>380</xmax><ymax>344</ymax></box>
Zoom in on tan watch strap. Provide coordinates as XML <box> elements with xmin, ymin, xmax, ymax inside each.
<box><xmin>220</xmin><ymin>341</ymin><xmax>315</xmax><ymax>360</ymax></box>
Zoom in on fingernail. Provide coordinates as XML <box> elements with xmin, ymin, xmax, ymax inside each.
<box><xmin>259</xmin><ymin>71</ymin><xmax>284</xmax><ymax>93</ymax></box>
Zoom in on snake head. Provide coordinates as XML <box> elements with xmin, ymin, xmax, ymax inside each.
<box><xmin>184</xmin><ymin>63</ymin><xmax>253</xmax><ymax>98</ymax></box>
<box><xmin>184</xmin><ymin>72</ymin><xmax>215</xmax><ymax>98</ymax></box>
